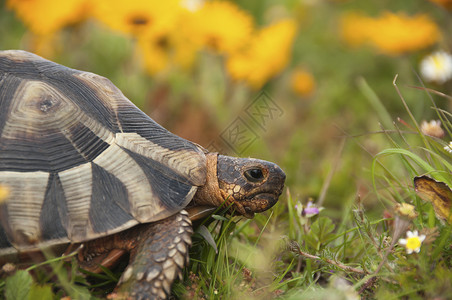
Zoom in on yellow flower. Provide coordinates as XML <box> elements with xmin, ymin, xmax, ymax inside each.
<box><xmin>341</xmin><ymin>11</ymin><xmax>440</xmax><ymax>55</ymax></box>
<box><xmin>93</xmin><ymin>0</ymin><xmax>182</xmax><ymax>39</ymax></box>
<box><xmin>371</xmin><ymin>12</ymin><xmax>440</xmax><ymax>55</ymax></box>
<box><xmin>340</xmin><ymin>12</ymin><xmax>374</xmax><ymax>47</ymax></box>
<box><xmin>227</xmin><ymin>19</ymin><xmax>297</xmax><ymax>89</ymax></box>
<box><xmin>137</xmin><ymin>33</ymin><xmax>198</xmax><ymax>75</ymax></box>
<box><xmin>7</xmin><ymin>0</ymin><xmax>89</xmax><ymax>35</ymax></box>
<box><xmin>137</xmin><ymin>11</ymin><xmax>200</xmax><ymax>75</ymax></box>
<box><xmin>395</xmin><ymin>203</ymin><xmax>418</xmax><ymax>219</ymax></box>
<box><xmin>398</xmin><ymin>230</ymin><xmax>426</xmax><ymax>254</ymax></box>
<box><xmin>187</xmin><ymin>1</ymin><xmax>254</xmax><ymax>54</ymax></box>
<box><xmin>291</xmin><ymin>69</ymin><xmax>316</xmax><ymax>97</ymax></box>
<box><xmin>137</xmin><ymin>37</ymin><xmax>171</xmax><ymax>75</ymax></box>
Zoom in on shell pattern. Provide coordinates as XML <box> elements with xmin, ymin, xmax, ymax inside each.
<box><xmin>0</xmin><ymin>50</ymin><xmax>207</xmax><ymax>255</ymax></box>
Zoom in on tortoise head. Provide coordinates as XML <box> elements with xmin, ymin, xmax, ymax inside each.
<box><xmin>193</xmin><ymin>153</ymin><xmax>285</xmax><ymax>218</ymax></box>
<box><xmin>217</xmin><ymin>155</ymin><xmax>286</xmax><ymax>217</ymax></box>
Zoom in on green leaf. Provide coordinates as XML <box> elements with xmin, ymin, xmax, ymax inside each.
<box><xmin>211</xmin><ymin>214</ymin><xmax>229</xmax><ymax>222</ymax></box>
<box><xmin>28</xmin><ymin>284</ymin><xmax>53</xmax><ymax>300</ymax></box>
<box><xmin>196</xmin><ymin>225</ymin><xmax>218</xmax><ymax>253</ymax></box>
<box><xmin>5</xmin><ymin>270</ymin><xmax>32</xmax><ymax>300</ymax></box>
<box><xmin>68</xmin><ymin>285</ymin><xmax>92</xmax><ymax>300</ymax></box>
<box><xmin>304</xmin><ymin>217</ymin><xmax>335</xmax><ymax>251</ymax></box>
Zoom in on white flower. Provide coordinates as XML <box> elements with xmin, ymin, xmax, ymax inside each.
<box><xmin>444</xmin><ymin>141</ymin><xmax>452</xmax><ymax>153</ymax></box>
<box><xmin>398</xmin><ymin>230</ymin><xmax>426</xmax><ymax>254</ymax></box>
<box><xmin>181</xmin><ymin>0</ymin><xmax>204</xmax><ymax>11</ymax></box>
<box><xmin>420</xmin><ymin>120</ymin><xmax>445</xmax><ymax>138</ymax></box>
<box><xmin>420</xmin><ymin>51</ymin><xmax>452</xmax><ymax>84</ymax></box>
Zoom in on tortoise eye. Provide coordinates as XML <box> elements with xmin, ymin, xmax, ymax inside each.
<box><xmin>244</xmin><ymin>168</ymin><xmax>264</xmax><ymax>182</ymax></box>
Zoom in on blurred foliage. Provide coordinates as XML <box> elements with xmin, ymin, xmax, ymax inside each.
<box><xmin>1</xmin><ymin>0</ymin><xmax>452</xmax><ymax>299</ymax></box>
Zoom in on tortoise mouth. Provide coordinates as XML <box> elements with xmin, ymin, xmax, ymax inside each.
<box><xmin>239</xmin><ymin>191</ymin><xmax>282</xmax><ymax>216</ymax></box>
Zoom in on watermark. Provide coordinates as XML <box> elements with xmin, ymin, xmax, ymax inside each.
<box><xmin>220</xmin><ymin>117</ymin><xmax>259</xmax><ymax>155</ymax></box>
<box><xmin>207</xmin><ymin>91</ymin><xmax>284</xmax><ymax>155</ymax></box>
<box><xmin>246</xmin><ymin>90</ymin><xmax>283</xmax><ymax>130</ymax></box>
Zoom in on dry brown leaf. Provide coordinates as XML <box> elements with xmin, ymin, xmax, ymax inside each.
<box><xmin>414</xmin><ymin>176</ymin><xmax>452</xmax><ymax>224</ymax></box>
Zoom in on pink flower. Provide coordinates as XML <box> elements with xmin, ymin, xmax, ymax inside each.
<box><xmin>295</xmin><ymin>201</ymin><xmax>322</xmax><ymax>219</ymax></box>
<box><xmin>303</xmin><ymin>202</ymin><xmax>320</xmax><ymax>217</ymax></box>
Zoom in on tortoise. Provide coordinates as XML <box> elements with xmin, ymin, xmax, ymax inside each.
<box><xmin>0</xmin><ymin>50</ymin><xmax>285</xmax><ymax>299</ymax></box>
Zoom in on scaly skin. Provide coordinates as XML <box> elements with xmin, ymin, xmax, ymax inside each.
<box><xmin>0</xmin><ymin>51</ymin><xmax>286</xmax><ymax>300</ymax></box>
<box><xmin>79</xmin><ymin>211</ymin><xmax>192</xmax><ymax>299</ymax></box>
<box><xmin>78</xmin><ymin>154</ymin><xmax>285</xmax><ymax>299</ymax></box>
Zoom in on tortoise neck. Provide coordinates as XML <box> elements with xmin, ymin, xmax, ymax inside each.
<box><xmin>193</xmin><ymin>153</ymin><xmax>225</xmax><ymax>208</ymax></box>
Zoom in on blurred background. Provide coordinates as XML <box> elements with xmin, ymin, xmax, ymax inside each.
<box><xmin>1</xmin><ymin>0</ymin><xmax>451</xmax><ymax>225</ymax></box>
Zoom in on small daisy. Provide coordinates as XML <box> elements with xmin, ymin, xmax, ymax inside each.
<box><xmin>420</xmin><ymin>51</ymin><xmax>452</xmax><ymax>84</ymax></box>
<box><xmin>444</xmin><ymin>141</ymin><xmax>452</xmax><ymax>153</ymax></box>
<box><xmin>420</xmin><ymin>120</ymin><xmax>445</xmax><ymax>138</ymax></box>
<box><xmin>398</xmin><ymin>230</ymin><xmax>426</xmax><ymax>254</ymax></box>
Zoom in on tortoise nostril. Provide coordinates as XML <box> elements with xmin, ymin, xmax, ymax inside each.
<box><xmin>244</xmin><ymin>168</ymin><xmax>264</xmax><ymax>182</ymax></box>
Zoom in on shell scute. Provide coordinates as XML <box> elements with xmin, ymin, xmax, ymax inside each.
<box><xmin>0</xmin><ymin>50</ymin><xmax>206</xmax><ymax>254</ymax></box>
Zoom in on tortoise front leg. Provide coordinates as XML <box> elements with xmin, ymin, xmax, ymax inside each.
<box><xmin>116</xmin><ymin>211</ymin><xmax>193</xmax><ymax>299</ymax></box>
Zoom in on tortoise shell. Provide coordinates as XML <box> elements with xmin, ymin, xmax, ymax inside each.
<box><xmin>0</xmin><ymin>50</ymin><xmax>207</xmax><ymax>256</ymax></box>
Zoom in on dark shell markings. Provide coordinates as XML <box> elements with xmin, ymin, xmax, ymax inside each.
<box><xmin>0</xmin><ymin>50</ymin><xmax>285</xmax><ymax>299</ymax></box>
<box><xmin>0</xmin><ymin>50</ymin><xmax>206</xmax><ymax>253</ymax></box>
